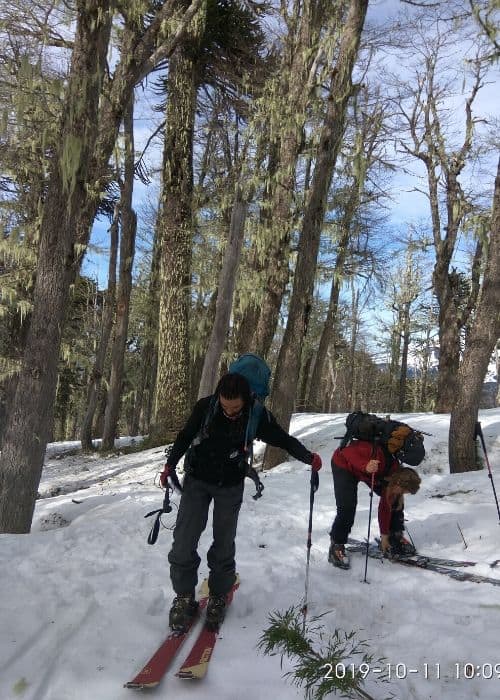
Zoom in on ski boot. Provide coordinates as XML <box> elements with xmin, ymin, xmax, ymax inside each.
<box><xmin>389</xmin><ymin>531</ymin><xmax>416</xmax><ymax>557</ymax></box>
<box><xmin>169</xmin><ymin>593</ymin><xmax>199</xmax><ymax>632</ymax></box>
<box><xmin>328</xmin><ymin>542</ymin><xmax>351</xmax><ymax>570</ymax></box>
<box><xmin>205</xmin><ymin>594</ymin><xmax>227</xmax><ymax>631</ymax></box>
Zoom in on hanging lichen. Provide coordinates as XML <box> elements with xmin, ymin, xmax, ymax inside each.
<box><xmin>60</xmin><ymin>133</ymin><xmax>84</xmax><ymax>196</ymax></box>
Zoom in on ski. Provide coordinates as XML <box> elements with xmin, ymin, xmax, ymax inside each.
<box><xmin>347</xmin><ymin>539</ymin><xmax>500</xmax><ymax>587</ymax></box>
<box><xmin>124</xmin><ymin>585</ymin><xmax>209</xmax><ymax>689</ymax></box>
<box><xmin>176</xmin><ymin>576</ymin><xmax>240</xmax><ymax>680</ymax></box>
<box><xmin>347</xmin><ymin>538</ymin><xmax>476</xmax><ymax>568</ymax></box>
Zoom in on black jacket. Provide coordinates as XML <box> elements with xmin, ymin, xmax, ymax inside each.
<box><xmin>167</xmin><ymin>396</ymin><xmax>313</xmax><ymax>486</ymax></box>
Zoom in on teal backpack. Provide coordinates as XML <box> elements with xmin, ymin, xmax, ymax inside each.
<box><xmin>228</xmin><ymin>353</ymin><xmax>271</xmax><ymax>451</ymax></box>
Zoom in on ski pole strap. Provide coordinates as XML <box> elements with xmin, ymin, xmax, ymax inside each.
<box><xmin>145</xmin><ymin>488</ymin><xmax>172</xmax><ymax>545</ymax></box>
<box><xmin>246</xmin><ymin>464</ymin><xmax>264</xmax><ymax>500</ymax></box>
<box><xmin>169</xmin><ymin>469</ymin><xmax>183</xmax><ymax>493</ymax></box>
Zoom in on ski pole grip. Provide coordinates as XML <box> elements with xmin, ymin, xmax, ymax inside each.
<box><xmin>310</xmin><ymin>469</ymin><xmax>319</xmax><ymax>493</ymax></box>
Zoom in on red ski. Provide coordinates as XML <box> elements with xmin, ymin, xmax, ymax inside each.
<box><xmin>176</xmin><ymin>577</ymin><xmax>240</xmax><ymax>680</ymax></box>
<box><xmin>124</xmin><ymin>588</ymin><xmax>209</xmax><ymax>689</ymax></box>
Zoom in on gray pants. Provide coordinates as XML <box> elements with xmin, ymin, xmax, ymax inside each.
<box><xmin>168</xmin><ymin>476</ymin><xmax>244</xmax><ymax>597</ymax></box>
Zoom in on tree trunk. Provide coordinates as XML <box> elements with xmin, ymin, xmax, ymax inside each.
<box><xmin>232</xmin><ymin>139</ymin><xmax>279</xmax><ymax>356</ymax></box>
<box><xmin>496</xmin><ymin>341</ymin><xmax>500</xmax><ymax>406</ymax></box>
<box><xmin>307</xmin><ymin>224</ymin><xmax>350</xmax><ymax>410</ymax></box>
<box><xmin>434</xmin><ymin>293</ymin><xmax>461</xmax><ymax>412</ymax></box>
<box><xmin>132</xmin><ymin>210</ymin><xmax>163</xmax><ymax>437</ymax></box>
<box><xmin>131</xmin><ymin>338</ymin><xmax>154</xmax><ymax>437</ymax></box>
<box><xmin>419</xmin><ymin>328</ymin><xmax>432</xmax><ymax>409</ymax></box>
<box><xmin>297</xmin><ymin>351</ymin><xmax>314</xmax><ymax>412</ymax></box>
<box><xmin>191</xmin><ymin>291</ymin><xmax>217</xmax><ymax>402</ymax></box>
<box><xmin>0</xmin><ymin>1</ymin><xmax>208</xmax><ymax>533</ymax></box>
<box><xmin>307</xmin><ymin>85</ymin><xmax>385</xmax><ymax>410</ymax></box>
<box><xmin>150</xmin><ymin>3</ymin><xmax>207</xmax><ymax>445</ymax></box>
<box><xmin>349</xmin><ymin>287</ymin><xmax>361</xmax><ymax>412</ymax></box>
<box><xmin>0</xmin><ymin>375</ymin><xmax>18</xmax><ymax>450</ymax></box>
<box><xmin>398</xmin><ymin>300</ymin><xmax>411</xmax><ymax>411</ymax></box>
<box><xmin>80</xmin><ymin>204</ymin><xmax>119</xmax><ymax>450</ymax></box>
<box><xmin>102</xmin><ymin>97</ymin><xmax>137</xmax><ymax>450</ymax></box>
<box><xmin>449</xmin><ymin>157</ymin><xmax>500</xmax><ymax>473</ymax></box>
<box><xmin>198</xmin><ymin>159</ymin><xmax>252</xmax><ymax>398</ymax></box>
<box><xmin>388</xmin><ymin>312</ymin><xmax>402</xmax><ymax>412</ymax></box>
<box><xmin>0</xmin><ymin>1</ymin><xmax>112</xmax><ymax>534</ymax></box>
<box><xmin>234</xmin><ymin>295</ymin><xmax>261</xmax><ymax>356</ymax></box>
<box><xmin>241</xmin><ymin>2</ymin><xmax>329</xmax><ymax>359</ymax></box>
<box><xmin>264</xmin><ymin>0</ymin><xmax>369</xmax><ymax>469</ymax></box>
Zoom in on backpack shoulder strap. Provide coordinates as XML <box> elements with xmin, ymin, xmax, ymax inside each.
<box><xmin>243</xmin><ymin>397</ymin><xmax>265</xmax><ymax>500</ymax></box>
<box><xmin>244</xmin><ymin>398</ymin><xmax>265</xmax><ymax>447</ymax></box>
<box><xmin>191</xmin><ymin>395</ymin><xmax>218</xmax><ymax>448</ymax></box>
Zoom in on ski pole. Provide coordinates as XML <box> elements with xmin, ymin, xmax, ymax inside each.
<box><xmin>475</xmin><ymin>422</ymin><xmax>500</xmax><ymax>524</ymax></box>
<box><xmin>457</xmin><ymin>521</ymin><xmax>468</xmax><ymax>549</ymax></box>
<box><xmin>145</xmin><ymin>485</ymin><xmax>172</xmax><ymax>545</ymax></box>
<box><xmin>302</xmin><ymin>469</ymin><xmax>319</xmax><ymax>634</ymax></box>
<box><xmin>363</xmin><ymin>472</ymin><xmax>375</xmax><ymax>584</ymax></box>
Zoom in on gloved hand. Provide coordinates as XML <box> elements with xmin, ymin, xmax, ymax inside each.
<box><xmin>159</xmin><ymin>464</ymin><xmax>171</xmax><ymax>488</ymax></box>
<box><xmin>311</xmin><ymin>453</ymin><xmax>322</xmax><ymax>472</ymax></box>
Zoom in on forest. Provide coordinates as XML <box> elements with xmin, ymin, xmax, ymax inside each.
<box><xmin>0</xmin><ymin>0</ymin><xmax>499</xmax><ymax>533</ymax></box>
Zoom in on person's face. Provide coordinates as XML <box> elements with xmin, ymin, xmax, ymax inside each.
<box><xmin>220</xmin><ymin>395</ymin><xmax>245</xmax><ymax>420</ymax></box>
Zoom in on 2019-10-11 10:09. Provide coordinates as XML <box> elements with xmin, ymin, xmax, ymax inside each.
<box><xmin>320</xmin><ymin>662</ymin><xmax>500</xmax><ymax>680</ymax></box>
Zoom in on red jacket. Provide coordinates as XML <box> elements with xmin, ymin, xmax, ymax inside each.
<box><xmin>332</xmin><ymin>441</ymin><xmax>400</xmax><ymax>535</ymax></box>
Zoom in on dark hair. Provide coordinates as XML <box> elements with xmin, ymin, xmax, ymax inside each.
<box><xmin>216</xmin><ymin>373</ymin><xmax>251</xmax><ymax>403</ymax></box>
<box><xmin>386</xmin><ymin>467</ymin><xmax>421</xmax><ymax>494</ymax></box>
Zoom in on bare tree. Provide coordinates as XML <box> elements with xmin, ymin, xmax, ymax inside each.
<box><xmin>449</xmin><ymin>160</ymin><xmax>500</xmax><ymax>472</ymax></box>
<box><xmin>197</xmin><ymin>139</ymin><xmax>257</xmax><ymax>398</ymax></box>
<box><xmin>80</xmin><ymin>204</ymin><xmax>119</xmax><ymax>450</ymax></box>
<box><xmin>307</xmin><ymin>86</ymin><xmax>388</xmax><ymax>410</ymax></box>
<box><xmin>264</xmin><ymin>0</ymin><xmax>369</xmax><ymax>469</ymax></box>
<box><xmin>386</xmin><ymin>238</ymin><xmax>424</xmax><ymax>411</ymax></box>
<box><xmin>234</xmin><ymin>0</ymin><xmax>333</xmax><ymax>358</ymax></box>
<box><xmin>102</xmin><ymin>97</ymin><xmax>137</xmax><ymax>450</ymax></box>
<box><xmin>393</xmin><ymin>23</ymin><xmax>488</xmax><ymax>412</ymax></box>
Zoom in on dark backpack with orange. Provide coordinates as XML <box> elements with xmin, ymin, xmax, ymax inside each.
<box><xmin>340</xmin><ymin>411</ymin><xmax>425</xmax><ymax>466</ymax></box>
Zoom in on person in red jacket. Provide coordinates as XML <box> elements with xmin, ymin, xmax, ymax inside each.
<box><xmin>328</xmin><ymin>440</ymin><xmax>421</xmax><ymax>569</ymax></box>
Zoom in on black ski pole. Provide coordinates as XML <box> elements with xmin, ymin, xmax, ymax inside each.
<box><xmin>363</xmin><ymin>472</ymin><xmax>375</xmax><ymax>584</ymax></box>
<box><xmin>302</xmin><ymin>469</ymin><xmax>319</xmax><ymax>634</ymax></box>
<box><xmin>475</xmin><ymin>422</ymin><xmax>500</xmax><ymax>524</ymax></box>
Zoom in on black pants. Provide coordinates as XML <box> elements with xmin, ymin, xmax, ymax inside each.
<box><xmin>329</xmin><ymin>463</ymin><xmax>404</xmax><ymax>544</ymax></box>
<box><xmin>168</xmin><ymin>476</ymin><xmax>244</xmax><ymax>597</ymax></box>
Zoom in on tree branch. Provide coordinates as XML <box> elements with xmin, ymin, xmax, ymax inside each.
<box><xmin>400</xmin><ymin>0</ymin><xmax>440</xmax><ymax>6</ymax></box>
<box><xmin>137</xmin><ymin>0</ymin><xmax>205</xmax><ymax>83</ymax></box>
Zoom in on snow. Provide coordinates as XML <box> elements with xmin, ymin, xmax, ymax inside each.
<box><xmin>1</xmin><ymin>410</ymin><xmax>500</xmax><ymax>700</ymax></box>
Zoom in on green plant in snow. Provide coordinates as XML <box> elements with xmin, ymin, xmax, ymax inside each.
<box><xmin>258</xmin><ymin>606</ymin><xmax>391</xmax><ymax>700</ymax></box>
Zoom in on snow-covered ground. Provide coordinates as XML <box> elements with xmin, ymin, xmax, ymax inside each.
<box><xmin>1</xmin><ymin>409</ymin><xmax>500</xmax><ymax>700</ymax></box>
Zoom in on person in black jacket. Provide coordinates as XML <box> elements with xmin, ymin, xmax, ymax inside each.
<box><xmin>159</xmin><ymin>372</ymin><xmax>322</xmax><ymax>632</ymax></box>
